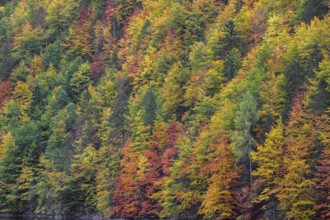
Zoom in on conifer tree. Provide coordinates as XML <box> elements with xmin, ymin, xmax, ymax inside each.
<box><xmin>232</xmin><ymin>91</ymin><xmax>258</xmax><ymax>186</ymax></box>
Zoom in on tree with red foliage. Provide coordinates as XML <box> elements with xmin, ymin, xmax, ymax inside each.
<box><xmin>105</xmin><ymin>0</ymin><xmax>116</xmax><ymax>23</ymax></box>
<box><xmin>151</xmin><ymin>122</ymin><xmax>206</xmax><ymax>218</ymax></box>
<box><xmin>91</xmin><ymin>53</ymin><xmax>105</xmax><ymax>81</ymax></box>
<box><xmin>199</xmin><ymin>135</ymin><xmax>240</xmax><ymax>220</ymax></box>
<box><xmin>113</xmin><ymin>122</ymin><xmax>184</xmax><ymax>218</ymax></box>
<box><xmin>198</xmin><ymin>109</ymin><xmax>241</xmax><ymax>220</ymax></box>
<box><xmin>160</xmin><ymin>123</ymin><xmax>181</xmax><ymax>176</ymax></box>
<box><xmin>137</xmin><ymin>122</ymin><xmax>170</xmax><ymax>218</ymax></box>
<box><xmin>314</xmin><ymin>114</ymin><xmax>330</xmax><ymax>219</ymax></box>
<box><xmin>0</xmin><ymin>80</ymin><xmax>12</xmax><ymax>109</ymax></box>
<box><xmin>112</xmin><ymin>140</ymin><xmax>140</xmax><ymax>218</ymax></box>
<box><xmin>69</xmin><ymin>6</ymin><xmax>95</xmax><ymax>58</ymax></box>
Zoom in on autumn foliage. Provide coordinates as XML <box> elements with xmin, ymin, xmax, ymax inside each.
<box><xmin>0</xmin><ymin>0</ymin><xmax>329</xmax><ymax>219</ymax></box>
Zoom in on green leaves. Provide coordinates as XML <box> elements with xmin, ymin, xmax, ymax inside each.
<box><xmin>232</xmin><ymin>91</ymin><xmax>258</xmax><ymax>159</ymax></box>
<box><xmin>70</xmin><ymin>62</ymin><xmax>92</xmax><ymax>101</ymax></box>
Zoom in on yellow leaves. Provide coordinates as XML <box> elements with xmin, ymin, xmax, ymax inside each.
<box><xmin>176</xmin><ymin>190</ymin><xmax>200</xmax><ymax>212</ymax></box>
<box><xmin>12</xmin><ymin>22</ymin><xmax>44</xmax><ymax>58</ymax></box>
<box><xmin>150</xmin><ymin>176</ymin><xmax>173</xmax><ymax>218</ymax></box>
<box><xmin>291</xmin><ymin>16</ymin><xmax>330</xmax><ymax>61</ymax></box>
<box><xmin>45</xmin><ymin>0</ymin><xmax>79</xmax><ymax>26</ymax></box>
<box><xmin>0</xmin><ymin>141</ymin><xmax>3</xmax><ymax>160</ymax></box>
<box><xmin>316</xmin><ymin>56</ymin><xmax>330</xmax><ymax>92</ymax></box>
<box><xmin>137</xmin><ymin>154</ymin><xmax>149</xmax><ymax>180</ymax></box>
<box><xmin>197</xmin><ymin>126</ymin><xmax>239</xmax><ymax>219</ymax></box>
<box><xmin>12</xmin><ymin>81</ymin><xmax>32</xmax><ymax>121</ymax></box>
<box><xmin>13</xmin><ymin>81</ymin><xmax>32</xmax><ymax>109</ymax></box>
<box><xmin>259</xmin><ymin>72</ymin><xmax>286</xmax><ymax>121</ymax></box>
<box><xmin>234</xmin><ymin>4</ymin><xmax>253</xmax><ymax>40</ymax></box>
<box><xmin>274</xmin><ymin>98</ymin><xmax>317</xmax><ymax>219</ymax></box>
<box><xmin>252</xmin><ymin>118</ymin><xmax>284</xmax><ymax>205</ymax></box>
<box><xmin>205</xmin><ymin>60</ymin><xmax>225</xmax><ymax>89</ymax></box>
<box><xmin>277</xmin><ymin>175</ymin><xmax>316</xmax><ymax>219</ymax></box>
<box><xmin>162</xmin><ymin>63</ymin><xmax>187</xmax><ymax>115</ymax></box>
<box><xmin>71</xmin><ymin>144</ymin><xmax>97</xmax><ymax>179</ymax></box>
<box><xmin>11</xmin><ymin>0</ymin><xmax>30</xmax><ymax>27</ymax></box>
<box><xmin>143</xmin><ymin>0</ymin><xmax>173</xmax><ymax>30</ymax></box>
<box><xmin>199</xmin><ymin>175</ymin><xmax>235</xmax><ymax>219</ymax></box>
<box><xmin>98</xmin><ymin>80</ymin><xmax>115</xmax><ymax>106</ymax></box>
<box><xmin>69</xmin><ymin>17</ymin><xmax>94</xmax><ymax>58</ymax></box>
<box><xmin>70</xmin><ymin>144</ymin><xmax>120</xmax><ymax>217</ymax></box>
<box><xmin>140</xmin><ymin>47</ymin><xmax>156</xmax><ymax>84</ymax></box>
<box><xmin>96</xmin><ymin>183</ymin><xmax>113</xmax><ymax>216</ymax></box>
<box><xmin>30</xmin><ymin>55</ymin><xmax>43</xmax><ymax>77</ymax></box>
<box><xmin>176</xmin><ymin>135</ymin><xmax>192</xmax><ymax>159</ymax></box>
<box><xmin>50</xmin><ymin>119</ymin><xmax>68</xmax><ymax>143</ymax></box>
<box><xmin>315</xmin><ymin>114</ymin><xmax>330</xmax><ymax>147</ymax></box>
<box><xmin>0</xmin><ymin>133</ymin><xmax>14</xmax><ymax>159</ymax></box>
<box><xmin>37</xmin><ymin>156</ymin><xmax>69</xmax><ymax>212</ymax></box>
<box><xmin>129</xmin><ymin>109</ymin><xmax>151</xmax><ymax>151</ymax></box>
<box><xmin>126</xmin><ymin>12</ymin><xmax>147</xmax><ymax>49</ymax></box>
<box><xmin>263</xmin><ymin>14</ymin><xmax>290</xmax><ymax>44</ymax></box>
<box><xmin>183</xmin><ymin>74</ymin><xmax>205</xmax><ymax>107</ymax></box>
<box><xmin>17</xmin><ymin>165</ymin><xmax>35</xmax><ymax>202</ymax></box>
<box><xmin>96</xmin><ymin>108</ymin><xmax>112</xmax><ymax>147</ymax></box>
<box><xmin>192</xmin><ymin>126</ymin><xmax>211</xmax><ymax>165</ymax></box>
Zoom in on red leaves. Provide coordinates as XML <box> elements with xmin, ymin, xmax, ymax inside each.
<box><xmin>79</xmin><ymin>6</ymin><xmax>89</xmax><ymax>23</ymax></box>
<box><xmin>0</xmin><ymin>79</ymin><xmax>12</xmax><ymax>109</ymax></box>
<box><xmin>314</xmin><ymin>115</ymin><xmax>330</xmax><ymax>219</ymax></box>
<box><xmin>121</xmin><ymin>7</ymin><xmax>142</xmax><ymax>36</ymax></box>
<box><xmin>105</xmin><ymin>0</ymin><xmax>116</xmax><ymax>22</ymax></box>
<box><xmin>91</xmin><ymin>53</ymin><xmax>105</xmax><ymax>80</ymax></box>
<box><xmin>112</xmin><ymin>122</ymin><xmax>185</xmax><ymax>218</ymax></box>
<box><xmin>161</xmin><ymin>147</ymin><xmax>177</xmax><ymax>176</ymax></box>
<box><xmin>112</xmin><ymin>140</ymin><xmax>140</xmax><ymax>218</ymax></box>
<box><xmin>236</xmin><ymin>186</ymin><xmax>254</xmax><ymax>219</ymax></box>
<box><xmin>160</xmin><ymin>123</ymin><xmax>182</xmax><ymax>175</ymax></box>
<box><xmin>69</xmin><ymin>6</ymin><xmax>94</xmax><ymax>58</ymax></box>
<box><xmin>314</xmin><ymin>149</ymin><xmax>330</xmax><ymax>219</ymax></box>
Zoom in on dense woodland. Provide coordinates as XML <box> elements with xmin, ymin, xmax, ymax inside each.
<box><xmin>0</xmin><ymin>0</ymin><xmax>329</xmax><ymax>219</ymax></box>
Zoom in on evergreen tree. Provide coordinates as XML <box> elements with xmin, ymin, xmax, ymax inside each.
<box><xmin>142</xmin><ymin>86</ymin><xmax>157</xmax><ymax>127</ymax></box>
<box><xmin>0</xmin><ymin>133</ymin><xmax>22</xmax><ymax>213</ymax></box>
<box><xmin>232</xmin><ymin>91</ymin><xmax>258</xmax><ymax>186</ymax></box>
<box><xmin>110</xmin><ymin>77</ymin><xmax>131</xmax><ymax>148</ymax></box>
<box><xmin>70</xmin><ymin>62</ymin><xmax>92</xmax><ymax>102</ymax></box>
<box><xmin>214</xmin><ymin>20</ymin><xmax>242</xmax><ymax>59</ymax></box>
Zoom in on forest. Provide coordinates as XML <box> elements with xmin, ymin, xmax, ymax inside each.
<box><xmin>0</xmin><ymin>0</ymin><xmax>329</xmax><ymax>219</ymax></box>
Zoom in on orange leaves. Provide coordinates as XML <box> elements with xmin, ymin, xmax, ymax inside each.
<box><xmin>105</xmin><ymin>0</ymin><xmax>116</xmax><ymax>22</ymax></box>
<box><xmin>112</xmin><ymin>140</ymin><xmax>140</xmax><ymax>218</ymax></box>
<box><xmin>199</xmin><ymin>134</ymin><xmax>240</xmax><ymax>220</ymax></box>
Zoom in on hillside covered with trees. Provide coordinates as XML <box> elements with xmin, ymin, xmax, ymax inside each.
<box><xmin>0</xmin><ymin>0</ymin><xmax>329</xmax><ymax>219</ymax></box>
